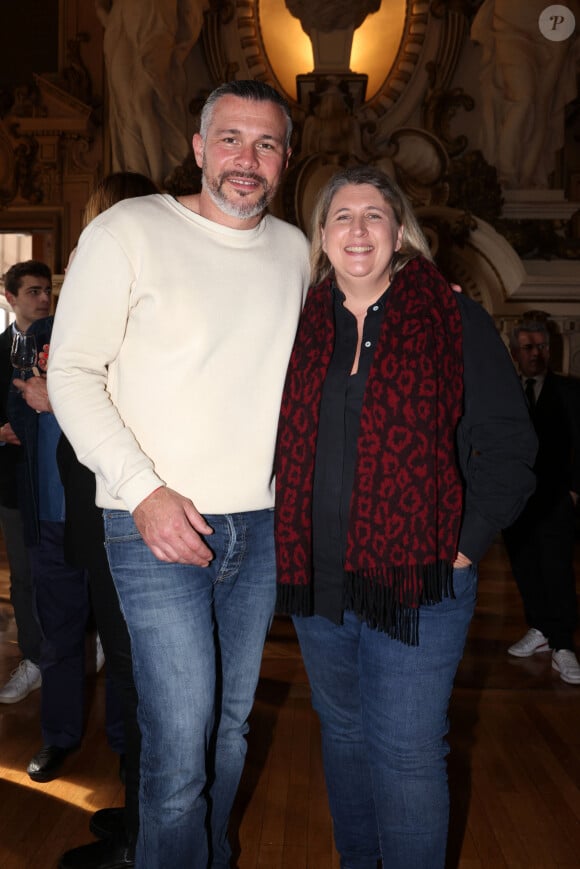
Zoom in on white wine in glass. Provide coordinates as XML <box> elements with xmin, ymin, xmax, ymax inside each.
<box><xmin>10</xmin><ymin>332</ymin><xmax>38</xmax><ymax>378</ymax></box>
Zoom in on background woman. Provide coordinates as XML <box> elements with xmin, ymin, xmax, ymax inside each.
<box><xmin>275</xmin><ymin>166</ymin><xmax>537</xmax><ymax>869</ymax></box>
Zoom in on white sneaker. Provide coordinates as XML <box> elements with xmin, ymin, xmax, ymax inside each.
<box><xmin>508</xmin><ymin>628</ymin><xmax>550</xmax><ymax>657</ymax></box>
<box><xmin>0</xmin><ymin>659</ymin><xmax>42</xmax><ymax>703</ymax></box>
<box><xmin>96</xmin><ymin>634</ymin><xmax>105</xmax><ymax>672</ymax></box>
<box><xmin>552</xmin><ymin>649</ymin><xmax>580</xmax><ymax>684</ymax></box>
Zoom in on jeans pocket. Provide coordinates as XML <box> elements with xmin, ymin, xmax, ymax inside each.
<box><xmin>103</xmin><ymin>509</ymin><xmax>141</xmax><ymax>543</ymax></box>
<box><xmin>452</xmin><ymin>562</ymin><xmax>478</xmax><ymax>600</ymax></box>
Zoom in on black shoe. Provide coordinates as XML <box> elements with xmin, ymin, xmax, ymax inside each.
<box><xmin>89</xmin><ymin>807</ymin><xmax>126</xmax><ymax>840</ymax></box>
<box><xmin>58</xmin><ymin>836</ymin><xmax>135</xmax><ymax>869</ymax></box>
<box><xmin>27</xmin><ymin>744</ymin><xmax>78</xmax><ymax>782</ymax></box>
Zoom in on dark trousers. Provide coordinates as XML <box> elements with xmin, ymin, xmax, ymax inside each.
<box><xmin>88</xmin><ymin>561</ymin><xmax>140</xmax><ymax>843</ymax></box>
<box><xmin>503</xmin><ymin>493</ymin><xmax>578</xmax><ymax>651</ymax></box>
<box><xmin>0</xmin><ymin>503</ymin><xmax>42</xmax><ymax>663</ymax></box>
<box><xmin>28</xmin><ymin>520</ymin><xmax>89</xmax><ymax>747</ymax></box>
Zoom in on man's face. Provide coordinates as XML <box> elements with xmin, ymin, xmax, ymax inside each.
<box><xmin>512</xmin><ymin>330</ymin><xmax>550</xmax><ymax>378</ymax></box>
<box><xmin>193</xmin><ymin>95</ymin><xmax>290</xmax><ymax>228</ymax></box>
<box><xmin>6</xmin><ymin>274</ymin><xmax>52</xmax><ymax>331</ymax></box>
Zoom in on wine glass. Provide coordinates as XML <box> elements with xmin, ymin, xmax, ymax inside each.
<box><xmin>10</xmin><ymin>332</ymin><xmax>38</xmax><ymax>378</ymax></box>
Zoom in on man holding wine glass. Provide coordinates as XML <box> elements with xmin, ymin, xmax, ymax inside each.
<box><xmin>0</xmin><ymin>260</ymin><xmax>51</xmax><ymax>704</ymax></box>
<box><xmin>7</xmin><ymin>308</ymin><xmax>97</xmax><ymax>784</ymax></box>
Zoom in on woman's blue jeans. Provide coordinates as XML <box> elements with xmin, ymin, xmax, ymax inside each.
<box><xmin>293</xmin><ymin>564</ymin><xmax>478</xmax><ymax>869</ymax></box>
<box><xmin>104</xmin><ymin>508</ymin><xmax>276</xmax><ymax>869</ymax></box>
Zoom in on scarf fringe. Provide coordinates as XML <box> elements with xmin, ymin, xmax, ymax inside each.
<box><xmin>276</xmin><ymin>561</ymin><xmax>455</xmax><ymax>647</ymax></box>
<box><xmin>276</xmin><ymin>583</ymin><xmax>314</xmax><ymax>620</ymax></box>
<box><xmin>343</xmin><ymin>560</ymin><xmax>455</xmax><ymax>646</ymax></box>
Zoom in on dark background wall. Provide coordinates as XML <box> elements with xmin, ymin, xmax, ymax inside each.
<box><xmin>0</xmin><ymin>0</ymin><xmax>59</xmax><ymax>90</ymax></box>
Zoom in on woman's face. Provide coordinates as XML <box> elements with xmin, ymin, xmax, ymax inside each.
<box><xmin>321</xmin><ymin>183</ymin><xmax>403</xmax><ymax>291</ymax></box>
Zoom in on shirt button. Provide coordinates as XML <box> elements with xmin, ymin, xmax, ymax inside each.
<box><xmin>364</xmin><ymin>340</ymin><xmax>372</xmax><ymax>348</ymax></box>
<box><xmin>372</xmin><ymin>305</ymin><xmax>379</xmax><ymax>311</ymax></box>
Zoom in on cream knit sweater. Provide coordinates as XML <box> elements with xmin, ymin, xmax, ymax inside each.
<box><xmin>48</xmin><ymin>194</ymin><xmax>310</xmax><ymax>514</ymax></box>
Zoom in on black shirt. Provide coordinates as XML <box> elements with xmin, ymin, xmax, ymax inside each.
<box><xmin>312</xmin><ymin>283</ymin><xmax>388</xmax><ymax>622</ymax></box>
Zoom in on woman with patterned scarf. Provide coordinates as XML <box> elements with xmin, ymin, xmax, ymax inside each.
<box><xmin>275</xmin><ymin>166</ymin><xmax>537</xmax><ymax>869</ymax></box>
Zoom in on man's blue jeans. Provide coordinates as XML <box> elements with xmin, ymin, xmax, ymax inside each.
<box><xmin>104</xmin><ymin>508</ymin><xmax>276</xmax><ymax>869</ymax></box>
<box><xmin>293</xmin><ymin>564</ymin><xmax>478</xmax><ymax>869</ymax></box>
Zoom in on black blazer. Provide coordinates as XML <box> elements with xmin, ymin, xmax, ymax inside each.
<box><xmin>7</xmin><ymin>317</ymin><xmax>54</xmax><ymax>543</ymax></box>
<box><xmin>8</xmin><ymin>315</ymin><xmax>107</xmax><ymax>564</ymax></box>
<box><xmin>529</xmin><ymin>369</ymin><xmax>580</xmax><ymax>511</ymax></box>
<box><xmin>57</xmin><ymin>433</ymin><xmax>109</xmax><ymax>572</ymax></box>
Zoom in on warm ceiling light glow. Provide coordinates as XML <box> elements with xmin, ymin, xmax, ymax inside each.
<box><xmin>351</xmin><ymin>0</ymin><xmax>406</xmax><ymax>99</ymax></box>
<box><xmin>258</xmin><ymin>0</ymin><xmax>406</xmax><ymax>102</ymax></box>
<box><xmin>259</xmin><ymin>0</ymin><xmax>313</xmax><ymax>100</ymax></box>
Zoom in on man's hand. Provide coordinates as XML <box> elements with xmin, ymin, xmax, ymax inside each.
<box><xmin>13</xmin><ymin>376</ymin><xmax>52</xmax><ymax>414</ymax></box>
<box><xmin>132</xmin><ymin>486</ymin><xmax>214</xmax><ymax>565</ymax></box>
<box><xmin>0</xmin><ymin>422</ymin><xmax>20</xmax><ymax>445</ymax></box>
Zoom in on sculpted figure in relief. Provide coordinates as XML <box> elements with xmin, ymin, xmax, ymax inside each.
<box><xmin>285</xmin><ymin>0</ymin><xmax>381</xmax><ymax>35</ymax></box>
<box><xmin>95</xmin><ymin>0</ymin><xmax>209</xmax><ymax>184</ymax></box>
<box><xmin>471</xmin><ymin>0</ymin><xmax>579</xmax><ymax>188</ymax></box>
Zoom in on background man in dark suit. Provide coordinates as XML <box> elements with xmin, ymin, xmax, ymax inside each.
<box><xmin>504</xmin><ymin>319</ymin><xmax>580</xmax><ymax>684</ymax></box>
<box><xmin>0</xmin><ymin>260</ymin><xmax>50</xmax><ymax>703</ymax></box>
<box><xmin>10</xmin><ymin>311</ymin><xmax>126</xmax><ymax>786</ymax></box>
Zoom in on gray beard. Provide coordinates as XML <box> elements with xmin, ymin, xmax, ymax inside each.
<box><xmin>202</xmin><ymin>170</ymin><xmax>271</xmax><ymax>221</ymax></box>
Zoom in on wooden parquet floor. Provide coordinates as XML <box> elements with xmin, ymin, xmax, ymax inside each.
<box><xmin>1</xmin><ymin>539</ymin><xmax>579</xmax><ymax>868</ymax></box>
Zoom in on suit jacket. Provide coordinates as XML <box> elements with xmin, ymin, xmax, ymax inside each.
<box><xmin>7</xmin><ymin>317</ymin><xmax>54</xmax><ymax>543</ymax></box>
<box><xmin>7</xmin><ymin>315</ymin><xmax>106</xmax><ymax>561</ymax></box>
<box><xmin>528</xmin><ymin>369</ymin><xmax>580</xmax><ymax>513</ymax></box>
<box><xmin>0</xmin><ymin>323</ymin><xmax>22</xmax><ymax>508</ymax></box>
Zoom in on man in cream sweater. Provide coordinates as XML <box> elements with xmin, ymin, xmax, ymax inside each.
<box><xmin>48</xmin><ymin>80</ymin><xmax>310</xmax><ymax>869</ymax></box>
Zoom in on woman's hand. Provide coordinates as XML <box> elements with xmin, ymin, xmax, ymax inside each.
<box><xmin>38</xmin><ymin>343</ymin><xmax>50</xmax><ymax>373</ymax></box>
<box><xmin>453</xmin><ymin>551</ymin><xmax>472</xmax><ymax>568</ymax></box>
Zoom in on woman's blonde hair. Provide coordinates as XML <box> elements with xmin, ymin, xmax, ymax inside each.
<box><xmin>82</xmin><ymin>171</ymin><xmax>159</xmax><ymax>227</ymax></box>
<box><xmin>309</xmin><ymin>165</ymin><xmax>433</xmax><ymax>286</ymax></box>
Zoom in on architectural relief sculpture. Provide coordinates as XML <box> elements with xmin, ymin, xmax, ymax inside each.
<box><xmin>284</xmin><ymin>0</ymin><xmax>380</xmax><ymax>34</ymax></box>
<box><xmin>95</xmin><ymin>0</ymin><xmax>208</xmax><ymax>184</ymax></box>
<box><xmin>471</xmin><ymin>0</ymin><xmax>579</xmax><ymax>188</ymax></box>
<box><xmin>285</xmin><ymin>0</ymin><xmax>381</xmax><ymax>72</ymax></box>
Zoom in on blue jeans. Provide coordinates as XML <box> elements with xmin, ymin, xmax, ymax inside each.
<box><xmin>293</xmin><ymin>564</ymin><xmax>478</xmax><ymax>869</ymax></box>
<box><xmin>104</xmin><ymin>508</ymin><xmax>276</xmax><ymax>869</ymax></box>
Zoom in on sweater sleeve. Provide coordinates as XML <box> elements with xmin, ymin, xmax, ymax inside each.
<box><xmin>47</xmin><ymin>222</ymin><xmax>164</xmax><ymax>512</ymax></box>
<box><xmin>455</xmin><ymin>295</ymin><xmax>537</xmax><ymax>562</ymax></box>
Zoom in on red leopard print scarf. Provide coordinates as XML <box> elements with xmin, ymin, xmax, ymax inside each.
<box><xmin>275</xmin><ymin>256</ymin><xmax>464</xmax><ymax>644</ymax></box>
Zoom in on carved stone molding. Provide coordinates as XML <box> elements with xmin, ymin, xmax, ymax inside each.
<box><xmin>211</xmin><ymin>0</ymin><xmax>431</xmax><ymax>124</ymax></box>
<box><xmin>0</xmin><ymin>125</ymin><xmax>17</xmax><ymax>207</ymax></box>
<box><xmin>422</xmin><ymin>2</ymin><xmax>475</xmax><ymax>156</ymax></box>
<box><xmin>0</xmin><ymin>26</ymin><xmax>102</xmax><ymax>268</ymax></box>
<box><xmin>202</xmin><ymin>1</ymin><xmax>238</xmax><ymax>84</ymax></box>
<box><xmin>0</xmin><ymin>74</ymin><xmax>95</xmax><ymax>210</ymax></box>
